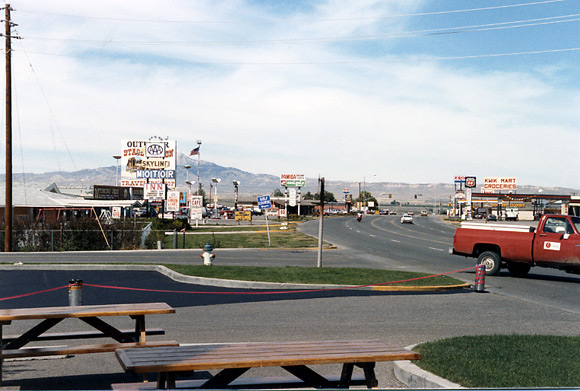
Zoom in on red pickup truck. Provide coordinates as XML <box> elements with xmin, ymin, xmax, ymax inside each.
<box><xmin>452</xmin><ymin>214</ymin><xmax>580</xmax><ymax>277</ymax></box>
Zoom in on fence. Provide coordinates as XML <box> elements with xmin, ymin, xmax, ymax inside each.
<box><xmin>0</xmin><ymin>228</ymin><xmax>144</xmax><ymax>252</ymax></box>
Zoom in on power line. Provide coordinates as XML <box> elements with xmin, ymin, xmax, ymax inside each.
<box><xmin>16</xmin><ymin>0</ymin><xmax>572</xmax><ymax>24</ymax></box>
<box><xmin>15</xmin><ymin>46</ymin><xmax>580</xmax><ymax>65</ymax></box>
<box><xmin>20</xmin><ymin>14</ymin><xmax>580</xmax><ymax>47</ymax></box>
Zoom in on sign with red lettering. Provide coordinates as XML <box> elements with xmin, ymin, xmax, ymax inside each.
<box><xmin>144</xmin><ymin>183</ymin><xmax>166</xmax><ymax>201</ymax></box>
<box><xmin>120</xmin><ymin>139</ymin><xmax>177</xmax><ymax>189</ymax></box>
<box><xmin>166</xmin><ymin>191</ymin><xmax>180</xmax><ymax>212</ymax></box>
<box><xmin>280</xmin><ymin>174</ymin><xmax>305</xmax><ymax>187</ymax></box>
<box><xmin>483</xmin><ymin>177</ymin><xmax>517</xmax><ymax>192</ymax></box>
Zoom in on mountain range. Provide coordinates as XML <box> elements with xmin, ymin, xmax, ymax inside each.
<box><xmin>3</xmin><ymin>153</ymin><xmax>578</xmax><ymax>203</ymax></box>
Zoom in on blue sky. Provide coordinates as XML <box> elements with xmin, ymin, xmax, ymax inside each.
<box><xmin>2</xmin><ymin>0</ymin><xmax>580</xmax><ymax>189</ymax></box>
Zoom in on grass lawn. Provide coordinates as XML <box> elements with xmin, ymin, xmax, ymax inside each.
<box><xmin>415</xmin><ymin>335</ymin><xmax>580</xmax><ymax>387</ymax></box>
<box><xmin>163</xmin><ymin>265</ymin><xmax>466</xmax><ymax>286</ymax></box>
<box><xmin>165</xmin><ymin>231</ymin><xmax>322</xmax><ymax>249</ymax></box>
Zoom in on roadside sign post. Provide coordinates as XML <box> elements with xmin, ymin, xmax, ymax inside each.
<box><xmin>258</xmin><ymin>195</ymin><xmax>272</xmax><ymax>246</ymax></box>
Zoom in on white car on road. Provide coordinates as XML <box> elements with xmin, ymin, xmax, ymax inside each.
<box><xmin>401</xmin><ymin>214</ymin><xmax>414</xmax><ymax>224</ymax></box>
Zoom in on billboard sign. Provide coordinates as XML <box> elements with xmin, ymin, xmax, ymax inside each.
<box><xmin>235</xmin><ymin>211</ymin><xmax>252</xmax><ymax>221</ymax></box>
<box><xmin>465</xmin><ymin>176</ymin><xmax>476</xmax><ymax>188</ymax></box>
<box><xmin>280</xmin><ymin>174</ymin><xmax>306</xmax><ymax>187</ymax></box>
<box><xmin>144</xmin><ymin>183</ymin><xmax>166</xmax><ymax>201</ymax></box>
<box><xmin>166</xmin><ymin>190</ymin><xmax>180</xmax><ymax>212</ymax></box>
<box><xmin>93</xmin><ymin>185</ymin><xmax>143</xmax><ymax>200</ymax></box>
<box><xmin>120</xmin><ymin>139</ymin><xmax>177</xmax><ymax>189</ymax></box>
<box><xmin>190</xmin><ymin>195</ymin><xmax>203</xmax><ymax>208</ymax></box>
<box><xmin>289</xmin><ymin>188</ymin><xmax>297</xmax><ymax>207</ymax></box>
<box><xmin>191</xmin><ymin>208</ymin><xmax>203</xmax><ymax>220</ymax></box>
<box><xmin>483</xmin><ymin>177</ymin><xmax>517</xmax><ymax>192</ymax></box>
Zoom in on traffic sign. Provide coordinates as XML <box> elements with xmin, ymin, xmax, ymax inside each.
<box><xmin>258</xmin><ymin>195</ymin><xmax>272</xmax><ymax>210</ymax></box>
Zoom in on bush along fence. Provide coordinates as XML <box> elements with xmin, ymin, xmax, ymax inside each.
<box><xmin>0</xmin><ymin>219</ymin><xmax>166</xmax><ymax>252</ymax></box>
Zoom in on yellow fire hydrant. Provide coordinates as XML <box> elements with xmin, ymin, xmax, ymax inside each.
<box><xmin>201</xmin><ymin>243</ymin><xmax>216</xmax><ymax>266</ymax></box>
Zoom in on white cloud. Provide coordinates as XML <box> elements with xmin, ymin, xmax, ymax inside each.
<box><xmin>3</xmin><ymin>0</ymin><xmax>580</xmax><ymax>189</ymax></box>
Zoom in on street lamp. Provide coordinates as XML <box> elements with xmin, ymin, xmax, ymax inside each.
<box><xmin>233</xmin><ymin>180</ymin><xmax>240</xmax><ymax>210</ymax></box>
<box><xmin>184</xmin><ymin>164</ymin><xmax>191</xmax><ymax>182</ymax></box>
<box><xmin>113</xmin><ymin>155</ymin><xmax>122</xmax><ymax>186</ymax></box>
<box><xmin>211</xmin><ymin>178</ymin><xmax>221</xmax><ymax>218</ymax></box>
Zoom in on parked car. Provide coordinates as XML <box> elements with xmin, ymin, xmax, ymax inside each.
<box><xmin>487</xmin><ymin>214</ymin><xmax>498</xmax><ymax>221</ymax></box>
<box><xmin>401</xmin><ymin>214</ymin><xmax>414</xmax><ymax>224</ymax></box>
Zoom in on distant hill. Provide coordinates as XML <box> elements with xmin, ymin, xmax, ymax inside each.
<box><xmin>2</xmin><ymin>153</ymin><xmax>578</xmax><ymax>203</ymax></box>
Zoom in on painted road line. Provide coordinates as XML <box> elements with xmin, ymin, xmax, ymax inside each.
<box><xmin>428</xmin><ymin>247</ymin><xmax>445</xmax><ymax>252</ymax></box>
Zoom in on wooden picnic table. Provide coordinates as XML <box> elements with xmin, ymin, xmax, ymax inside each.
<box><xmin>0</xmin><ymin>302</ymin><xmax>177</xmax><ymax>385</ymax></box>
<box><xmin>115</xmin><ymin>339</ymin><xmax>420</xmax><ymax>389</ymax></box>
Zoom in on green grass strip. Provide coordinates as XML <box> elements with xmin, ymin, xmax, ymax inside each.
<box><xmin>166</xmin><ymin>231</ymin><xmax>321</xmax><ymax>249</ymax></box>
<box><xmin>164</xmin><ymin>265</ymin><xmax>465</xmax><ymax>286</ymax></box>
<box><xmin>415</xmin><ymin>335</ymin><xmax>580</xmax><ymax>387</ymax></box>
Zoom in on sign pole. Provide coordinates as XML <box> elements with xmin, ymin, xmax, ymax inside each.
<box><xmin>257</xmin><ymin>195</ymin><xmax>273</xmax><ymax>247</ymax></box>
<box><xmin>265</xmin><ymin>211</ymin><xmax>271</xmax><ymax>247</ymax></box>
<box><xmin>317</xmin><ymin>177</ymin><xmax>325</xmax><ymax>268</ymax></box>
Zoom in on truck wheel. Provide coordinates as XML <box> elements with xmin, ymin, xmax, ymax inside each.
<box><xmin>477</xmin><ymin>251</ymin><xmax>501</xmax><ymax>276</ymax></box>
<box><xmin>507</xmin><ymin>262</ymin><xmax>531</xmax><ymax>278</ymax></box>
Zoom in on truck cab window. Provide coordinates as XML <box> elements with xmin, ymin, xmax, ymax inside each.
<box><xmin>544</xmin><ymin>217</ymin><xmax>574</xmax><ymax>234</ymax></box>
<box><xmin>572</xmin><ymin>216</ymin><xmax>580</xmax><ymax>234</ymax></box>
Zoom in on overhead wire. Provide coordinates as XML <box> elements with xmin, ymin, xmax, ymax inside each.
<box><xmin>18</xmin><ymin>13</ymin><xmax>580</xmax><ymax>47</ymax></box>
<box><xmin>15</xmin><ymin>0</ymin><xmax>571</xmax><ymax>24</ymax></box>
<box><xmin>14</xmin><ymin>33</ymin><xmax>78</xmax><ymax>172</ymax></box>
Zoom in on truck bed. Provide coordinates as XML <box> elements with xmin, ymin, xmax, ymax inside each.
<box><xmin>460</xmin><ymin>222</ymin><xmax>535</xmax><ymax>233</ymax></box>
<box><xmin>454</xmin><ymin>224</ymin><xmax>535</xmax><ymax>262</ymax></box>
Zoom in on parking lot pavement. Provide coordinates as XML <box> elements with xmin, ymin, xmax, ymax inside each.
<box><xmin>2</xmin><ymin>269</ymin><xmax>580</xmax><ymax>390</ymax></box>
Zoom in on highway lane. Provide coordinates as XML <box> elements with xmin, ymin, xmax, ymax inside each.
<box><xmin>301</xmin><ymin>215</ymin><xmax>580</xmax><ymax>314</ymax></box>
<box><xmin>3</xmin><ymin>217</ymin><xmax>580</xmax><ymax>389</ymax></box>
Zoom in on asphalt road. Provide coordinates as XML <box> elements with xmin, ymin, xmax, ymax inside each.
<box><xmin>2</xmin><ymin>215</ymin><xmax>580</xmax><ymax>390</ymax></box>
<box><xmin>301</xmin><ymin>215</ymin><xmax>580</xmax><ymax>314</ymax></box>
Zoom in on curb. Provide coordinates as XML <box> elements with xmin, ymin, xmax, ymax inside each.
<box><xmin>394</xmin><ymin>345</ymin><xmax>465</xmax><ymax>389</ymax></box>
<box><xmin>373</xmin><ymin>283</ymin><xmax>471</xmax><ymax>292</ymax></box>
<box><xmin>0</xmin><ymin>264</ymin><xmax>471</xmax><ymax>292</ymax></box>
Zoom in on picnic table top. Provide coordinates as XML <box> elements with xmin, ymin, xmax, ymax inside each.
<box><xmin>0</xmin><ymin>302</ymin><xmax>175</xmax><ymax>322</ymax></box>
<box><xmin>116</xmin><ymin>340</ymin><xmax>420</xmax><ymax>373</ymax></box>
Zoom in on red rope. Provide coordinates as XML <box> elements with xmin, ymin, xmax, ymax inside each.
<box><xmin>84</xmin><ymin>266</ymin><xmax>476</xmax><ymax>296</ymax></box>
<box><xmin>0</xmin><ymin>285</ymin><xmax>68</xmax><ymax>302</ymax></box>
<box><xmin>0</xmin><ymin>267</ymin><xmax>476</xmax><ymax>301</ymax></box>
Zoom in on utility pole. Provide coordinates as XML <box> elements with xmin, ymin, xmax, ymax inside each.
<box><xmin>3</xmin><ymin>4</ymin><xmax>14</xmax><ymax>252</ymax></box>
<box><xmin>317</xmin><ymin>177</ymin><xmax>325</xmax><ymax>268</ymax></box>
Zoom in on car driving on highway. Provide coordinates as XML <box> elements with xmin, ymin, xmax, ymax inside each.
<box><xmin>400</xmin><ymin>214</ymin><xmax>413</xmax><ymax>224</ymax></box>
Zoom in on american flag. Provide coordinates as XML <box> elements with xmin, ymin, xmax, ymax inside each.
<box><xmin>189</xmin><ymin>146</ymin><xmax>200</xmax><ymax>156</ymax></box>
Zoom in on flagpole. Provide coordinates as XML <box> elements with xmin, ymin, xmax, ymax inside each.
<box><xmin>196</xmin><ymin>139</ymin><xmax>201</xmax><ymax>196</ymax></box>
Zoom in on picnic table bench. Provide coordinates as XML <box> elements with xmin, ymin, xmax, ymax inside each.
<box><xmin>115</xmin><ymin>340</ymin><xmax>420</xmax><ymax>389</ymax></box>
<box><xmin>0</xmin><ymin>302</ymin><xmax>178</xmax><ymax>385</ymax></box>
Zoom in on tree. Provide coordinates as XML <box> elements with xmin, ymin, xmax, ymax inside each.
<box><xmin>303</xmin><ymin>191</ymin><xmax>315</xmax><ymax>200</ymax></box>
<box><xmin>314</xmin><ymin>191</ymin><xmax>337</xmax><ymax>202</ymax></box>
<box><xmin>355</xmin><ymin>191</ymin><xmax>378</xmax><ymax>208</ymax></box>
<box><xmin>272</xmin><ymin>189</ymin><xmax>284</xmax><ymax>197</ymax></box>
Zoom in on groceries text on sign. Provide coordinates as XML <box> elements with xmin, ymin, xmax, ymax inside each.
<box><xmin>483</xmin><ymin>177</ymin><xmax>517</xmax><ymax>192</ymax></box>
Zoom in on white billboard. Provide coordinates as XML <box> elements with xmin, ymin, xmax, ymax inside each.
<box><xmin>483</xmin><ymin>177</ymin><xmax>517</xmax><ymax>192</ymax></box>
<box><xmin>280</xmin><ymin>174</ymin><xmax>305</xmax><ymax>187</ymax></box>
<box><xmin>120</xmin><ymin>139</ymin><xmax>177</xmax><ymax>189</ymax></box>
<box><xmin>166</xmin><ymin>190</ymin><xmax>180</xmax><ymax>212</ymax></box>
